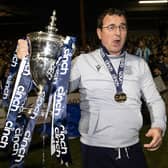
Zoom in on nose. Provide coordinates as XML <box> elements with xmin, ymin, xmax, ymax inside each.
<box><xmin>114</xmin><ymin>27</ymin><xmax>121</xmax><ymax>35</ymax></box>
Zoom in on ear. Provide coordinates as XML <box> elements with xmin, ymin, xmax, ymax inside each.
<box><xmin>96</xmin><ymin>28</ymin><xmax>102</xmax><ymax>40</ymax></box>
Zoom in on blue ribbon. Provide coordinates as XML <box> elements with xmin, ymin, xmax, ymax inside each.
<box><xmin>0</xmin><ymin>56</ymin><xmax>32</xmax><ymax>150</ymax></box>
<box><xmin>2</xmin><ymin>51</ymin><xmax>20</xmax><ymax>107</ymax></box>
<box><xmin>100</xmin><ymin>47</ymin><xmax>125</xmax><ymax>93</ymax></box>
<box><xmin>51</xmin><ymin>36</ymin><xmax>76</xmax><ymax>166</ymax></box>
<box><xmin>0</xmin><ymin>36</ymin><xmax>76</xmax><ymax>167</ymax></box>
<box><xmin>14</xmin><ymin>86</ymin><xmax>47</xmax><ymax>164</ymax></box>
<box><xmin>10</xmin><ymin>113</ymin><xmax>28</xmax><ymax>168</ymax></box>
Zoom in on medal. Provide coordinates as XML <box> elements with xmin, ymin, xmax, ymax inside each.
<box><xmin>114</xmin><ymin>92</ymin><xmax>127</xmax><ymax>102</ymax></box>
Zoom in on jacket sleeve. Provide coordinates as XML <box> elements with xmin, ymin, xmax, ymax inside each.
<box><xmin>139</xmin><ymin>59</ymin><xmax>167</xmax><ymax>135</ymax></box>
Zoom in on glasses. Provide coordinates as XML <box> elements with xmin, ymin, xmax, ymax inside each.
<box><xmin>102</xmin><ymin>24</ymin><xmax>127</xmax><ymax>32</ymax></box>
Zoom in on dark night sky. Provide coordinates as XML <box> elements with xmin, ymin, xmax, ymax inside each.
<box><xmin>0</xmin><ymin>0</ymin><xmax>167</xmax><ymax>41</ymax></box>
<box><xmin>0</xmin><ymin>1</ymin><xmax>140</xmax><ymax>29</ymax></box>
<box><xmin>0</xmin><ymin>0</ymin><xmax>109</xmax><ymax>41</ymax></box>
<box><xmin>0</xmin><ymin>0</ymin><xmax>81</xmax><ymax>36</ymax></box>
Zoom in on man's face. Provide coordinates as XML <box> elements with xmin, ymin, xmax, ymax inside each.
<box><xmin>97</xmin><ymin>14</ymin><xmax>127</xmax><ymax>56</ymax></box>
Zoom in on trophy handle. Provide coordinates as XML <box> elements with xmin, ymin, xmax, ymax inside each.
<box><xmin>26</xmin><ymin>37</ymin><xmax>32</xmax><ymax>56</ymax></box>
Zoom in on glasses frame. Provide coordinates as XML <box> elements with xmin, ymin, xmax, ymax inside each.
<box><xmin>102</xmin><ymin>24</ymin><xmax>127</xmax><ymax>32</ymax></box>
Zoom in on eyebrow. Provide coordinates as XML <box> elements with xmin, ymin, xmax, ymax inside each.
<box><xmin>106</xmin><ymin>23</ymin><xmax>127</xmax><ymax>26</ymax></box>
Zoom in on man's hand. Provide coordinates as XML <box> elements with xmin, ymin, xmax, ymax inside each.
<box><xmin>144</xmin><ymin>127</ymin><xmax>163</xmax><ymax>151</ymax></box>
<box><xmin>16</xmin><ymin>39</ymin><xmax>29</xmax><ymax>59</ymax></box>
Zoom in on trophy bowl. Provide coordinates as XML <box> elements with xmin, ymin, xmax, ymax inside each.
<box><xmin>27</xmin><ymin>10</ymin><xmax>64</xmax><ymax>89</ymax></box>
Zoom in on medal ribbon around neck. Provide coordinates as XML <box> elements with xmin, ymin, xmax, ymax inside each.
<box><xmin>100</xmin><ymin>47</ymin><xmax>127</xmax><ymax>102</ymax></box>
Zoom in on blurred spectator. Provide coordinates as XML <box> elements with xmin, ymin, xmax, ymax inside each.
<box><xmin>135</xmin><ymin>38</ymin><xmax>151</xmax><ymax>63</ymax></box>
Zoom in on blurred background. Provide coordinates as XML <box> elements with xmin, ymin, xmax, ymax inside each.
<box><xmin>0</xmin><ymin>0</ymin><xmax>167</xmax><ymax>43</ymax></box>
<box><xmin>0</xmin><ymin>0</ymin><xmax>168</xmax><ymax>167</ymax></box>
<box><xmin>0</xmin><ymin>0</ymin><xmax>167</xmax><ymax>60</ymax></box>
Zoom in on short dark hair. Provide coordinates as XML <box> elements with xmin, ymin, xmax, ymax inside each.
<box><xmin>97</xmin><ymin>8</ymin><xmax>127</xmax><ymax>28</ymax></box>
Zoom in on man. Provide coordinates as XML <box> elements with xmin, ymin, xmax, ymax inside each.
<box><xmin>17</xmin><ymin>8</ymin><xmax>166</xmax><ymax>168</ymax></box>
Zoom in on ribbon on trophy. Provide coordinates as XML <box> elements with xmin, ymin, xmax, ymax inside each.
<box><xmin>14</xmin><ymin>36</ymin><xmax>75</xmax><ymax>167</ymax></box>
<box><xmin>0</xmin><ymin>36</ymin><xmax>75</xmax><ymax>168</ymax></box>
<box><xmin>11</xmin><ymin>85</ymin><xmax>48</xmax><ymax>167</ymax></box>
<box><xmin>50</xmin><ymin>36</ymin><xmax>75</xmax><ymax>166</ymax></box>
<box><xmin>2</xmin><ymin>50</ymin><xmax>20</xmax><ymax>107</ymax></box>
<box><xmin>10</xmin><ymin>113</ymin><xmax>28</xmax><ymax>168</ymax></box>
<box><xmin>0</xmin><ymin>9</ymin><xmax>76</xmax><ymax>167</ymax></box>
<box><xmin>0</xmin><ymin>56</ymin><xmax>32</xmax><ymax>150</ymax></box>
<box><xmin>0</xmin><ymin>55</ymin><xmax>34</xmax><ymax>168</ymax></box>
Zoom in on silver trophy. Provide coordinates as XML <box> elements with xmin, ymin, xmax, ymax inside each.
<box><xmin>27</xmin><ymin>10</ymin><xmax>64</xmax><ymax>89</ymax></box>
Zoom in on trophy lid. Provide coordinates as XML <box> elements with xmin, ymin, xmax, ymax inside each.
<box><xmin>27</xmin><ymin>10</ymin><xmax>64</xmax><ymax>43</ymax></box>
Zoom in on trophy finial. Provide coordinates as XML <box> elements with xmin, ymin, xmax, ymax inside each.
<box><xmin>46</xmin><ymin>9</ymin><xmax>58</xmax><ymax>33</ymax></box>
